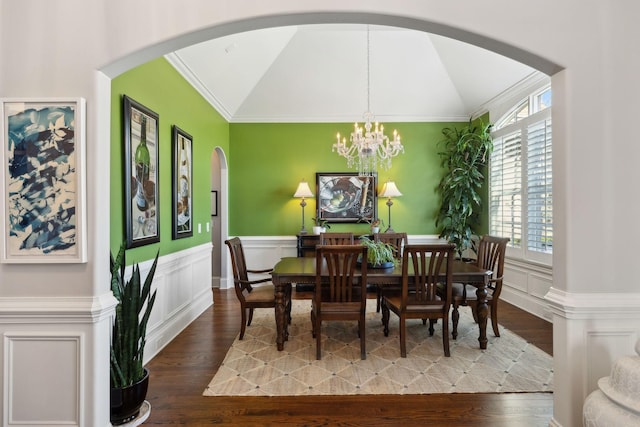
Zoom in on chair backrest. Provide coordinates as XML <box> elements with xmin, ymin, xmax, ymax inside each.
<box><xmin>224</xmin><ymin>237</ymin><xmax>251</xmax><ymax>299</ymax></box>
<box><xmin>402</xmin><ymin>244</ymin><xmax>455</xmax><ymax>307</ymax></box>
<box><xmin>374</xmin><ymin>232</ymin><xmax>407</xmax><ymax>260</ymax></box>
<box><xmin>315</xmin><ymin>245</ymin><xmax>367</xmax><ymax>304</ymax></box>
<box><xmin>319</xmin><ymin>232</ymin><xmax>354</xmax><ymax>245</ymax></box>
<box><xmin>476</xmin><ymin>235</ymin><xmax>510</xmax><ymax>297</ymax></box>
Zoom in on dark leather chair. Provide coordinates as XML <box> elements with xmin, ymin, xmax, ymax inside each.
<box><xmin>319</xmin><ymin>232</ymin><xmax>354</xmax><ymax>245</ymax></box>
<box><xmin>225</xmin><ymin>237</ymin><xmax>280</xmax><ymax>340</ymax></box>
<box><xmin>311</xmin><ymin>245</ymin><xmax>368</xmax><ymax>360</ymax></box>
<box><xmin>382</xmin><ymin>243</ymin><xmax>455</xmax><ymax>357</ymax></box>
<box><xmin>450</xmin><ymin>235</ymin><xmax>509</xmax><ymax>339</ymax></box>
<box><xmin>372</xmin><ymin>232</ymin><xmax>407</xmax><ymax>312</ymax></box>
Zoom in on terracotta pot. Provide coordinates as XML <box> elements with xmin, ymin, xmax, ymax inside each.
<box><xmin>110</xmin><ymin>368</ymin><xmax>149</xmax><ymax>425</ymax></box>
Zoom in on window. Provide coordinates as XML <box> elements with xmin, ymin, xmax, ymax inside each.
<box><xmin>490</xmin><ymin>86</ymin><xmax>552</xmax><ymax>264</ymax></box>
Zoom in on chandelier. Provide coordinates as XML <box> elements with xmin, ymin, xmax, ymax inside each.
<box><xmin>333</xmin><ymin>26</ymin><xmax>404</xmax><ymax>177</ymax></box>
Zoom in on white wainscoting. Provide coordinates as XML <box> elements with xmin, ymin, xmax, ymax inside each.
<box><xmin>138</xmin><ymin>242</ymin><xmax>214</xmax><ymax>363</ymax></box>
<box><xmin>501</xmin><ymin>257</ymin><xmax>554</xmax><ymax>321</ymax></box>
<box><xmin>546</xmin><ymin>289</ymin><xmax>640</xmax><ymax>427</ymax></box>
<box><xmin>0</xmin><ymin>243</ymin><xmax>212</xmax><ymax>426</ymax></box>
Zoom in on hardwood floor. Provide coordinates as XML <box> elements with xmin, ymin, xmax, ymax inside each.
<box><xmin>143</xmin><ymin>288</ymin><xmax>553</xmax><ymax>426</ymax></box>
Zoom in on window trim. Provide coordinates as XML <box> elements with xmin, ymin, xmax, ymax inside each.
<box><xmin>490</xmin><ymin>94</ymin><xmax>552</xmax><ymax>267</ymax></box>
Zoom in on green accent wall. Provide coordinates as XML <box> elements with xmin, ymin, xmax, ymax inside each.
<box><xmin>110</xmin><ymin>58</ymin><xmax>493</xmax><ymax>261</ymax></box>
<box><xmin>110</xmin><ymin>57</ymin><xmax>229</xmax><ymax>262</ymax></box>
<box><xmin>228</xmin><ymin>122</ymin><xmax>458</xmax><ymax>236</ymax></box>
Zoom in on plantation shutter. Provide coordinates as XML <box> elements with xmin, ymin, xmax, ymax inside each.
<box><xmin>527</xmin><ymin>118</ymin><xmax>553</xmax><ymax>253</ymax></box>
<box><xmin>490</xmin><ymin>131</ymin><xmax>522</xmax><ymax>248</ymax></box>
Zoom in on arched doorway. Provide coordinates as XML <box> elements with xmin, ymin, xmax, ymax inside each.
<box><xmin>210</xmin><ymin>146</ymin><xmax>229</xmax><ymax>288</ymax></box>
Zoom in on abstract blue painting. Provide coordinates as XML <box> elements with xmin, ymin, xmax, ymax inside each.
<box><xmin>1</xmin><ymin>99</ymin><xmax>86</xmax><ymax>263</ymax></box>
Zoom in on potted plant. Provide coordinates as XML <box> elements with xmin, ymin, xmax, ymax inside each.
<box><xmin>110</xmin><ymin>242</ymin><xmax>159</xmax><ymax>425</ymax></box>
<box><xmin>311</xmin><ymin>217</ymin><xmax>330</xmax><ymax>235</ymax></box>
<box><xmin>436</xmin><ymin>119</ymin><xmax>493</xmax><ymax>259</ymax></box>
<box><xmin>359</xmin><ymin>236</ymin><xmax>397</xmax><ymax>268</ymax></box>
<box><xmin>358</xmin><ymin>217</ymin><xmax>384</xmax><ymax>234</ymax></box>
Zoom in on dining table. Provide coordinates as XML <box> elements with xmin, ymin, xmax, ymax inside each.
<box><xmin>270</xmin><ymin>256</ymin><xmax>493</xmax><ymax>351</ymax></box>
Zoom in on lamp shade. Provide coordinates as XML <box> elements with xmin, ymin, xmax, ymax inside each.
<box><xmin>380</xmin><ymin>181</ymin><xmax>402</xmax><ymax>198</ymax></box>
<box><xmin>294</xmin><ymin>181</ymin><xmax>314</xmax><ymax>198</ymax></box>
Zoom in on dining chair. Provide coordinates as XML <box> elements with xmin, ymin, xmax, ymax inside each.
<box><xmin>311</xmin><ymin>244</ymin><xmax>368</xmax><ymax>360</ymax></box>
<box><xmin>319</xmin><ymin>232</ymin><xmax>354</xmax><ymax>245</ymax></box>
<box><xmin>372</xmin><ymin>232</ymin><xmax>407</xmax><ymax>312</ymax></box>
<box><xmin>449</xmin><ymin>235</ymin><xmax>509</xmax><ymax>339</ymax></box>
<box><xmin>381</xmin><ymin>243</ymin><xmax>455</xmax><ymax>357</ymax></box>
<box><xmin>225</xmin><ymin>237</ymin><xmax>285</xmax><ymax>340</ymax></box>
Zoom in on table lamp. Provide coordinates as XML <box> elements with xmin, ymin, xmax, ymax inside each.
<box><xmin>293</xmin><ymin>180</ymin><xmax>314</xmax><ymax>234</ymax></box>
<box><xmin>379</xmin><ymin>180</ymin><xmax>402</xmax><ymax>232</ymax></box>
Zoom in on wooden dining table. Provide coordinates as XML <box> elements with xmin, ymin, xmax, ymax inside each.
<box><xmin>270</xmin><ymin>256</ymin><xmax>493</xmax><ymax>351</ymax></box>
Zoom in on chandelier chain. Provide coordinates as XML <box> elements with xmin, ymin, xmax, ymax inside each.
<box><xmin>332</xmin><ymin>25</ymin><xmax>405</xmax><ymax>177</ymax></box>
<box><xmin>367</xmin><ymin>25</ymin><xmax>370</xmax><ymax>112</ymax></box>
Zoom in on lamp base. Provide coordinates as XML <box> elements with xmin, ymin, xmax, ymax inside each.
<box><xmin>384</xmin><ymin>226</ymin><xmax>395</xmax><ymax>233</ymax></box>
<box><xmin>299</xmin><ymin>229</ymin><xmax>308</xmax><ymax>235</ymax></box>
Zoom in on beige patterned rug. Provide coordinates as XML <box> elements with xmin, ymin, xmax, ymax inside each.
<box><xmin>204</xmin><ymin>299</ymin><xmax>553</xmax><ymax>396</ymax></box>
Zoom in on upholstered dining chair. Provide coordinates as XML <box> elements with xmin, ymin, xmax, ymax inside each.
<box><xmin>311</xmin><ymin>245</ymin><xmax>368</xmax><ymax>360</ymax></box>
<box><xmin>372</xmin><ymin>232</ymin><xmax>408</xmax><ymax>312</ymax></box>
<box><xmin>449</xmin><ymin>235</ymin><xmax>509</xmax><ymax>340</ymax></box>
<box><xmin>319</xmin><ymin>232</ymin><xmax>354</xmax><ymax>245</ymax></box>
<box><xmin>382</xmin><ymin>243</ymin><xmax>455</xmax><ymax>357</ymax></box>
<box><xmin>225</xmin><ymin>237</ymin><xmax>283</xmax><ymax>340</ymax></box>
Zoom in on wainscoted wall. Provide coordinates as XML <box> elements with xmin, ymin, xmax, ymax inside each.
<box><xmin>0</xmin><ymin>243</ymin><xmax>212</xmax><ymax>426</ymax></box>
<box><xmin>502</xmin><ymin>258</ymin><xmax>553</xmax><ymax>321</ymax></box>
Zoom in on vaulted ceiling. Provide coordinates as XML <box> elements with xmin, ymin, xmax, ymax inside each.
<box><xmin>166</xmin><ymin>24</ymin><xmax>541</xmax><ymax>123</ymax></box>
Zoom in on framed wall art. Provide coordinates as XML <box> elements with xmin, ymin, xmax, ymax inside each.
<box><xmin>172</xmin><ymin>125</ymin><xmax>192</xmax><ymax>239</ymax></box>
<box><xmin>0</xmin><ymin>98</ymin><xmax>87</xmax><ymax>263</ymax></box>
<box><xmin>315</xmin><ymin>172</ymin><xmax>377</xmax><ymax>223</ymax></box>
<box><xmin>123</xmin><ymin>95</ymin><xmax>160</xmax><ymax>248</ymax></box>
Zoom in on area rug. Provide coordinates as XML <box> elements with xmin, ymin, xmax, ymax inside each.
<box><xmin>203</xmin><ymin>300</ymin><xmax>553</xmax><ymax>396</ymax></box>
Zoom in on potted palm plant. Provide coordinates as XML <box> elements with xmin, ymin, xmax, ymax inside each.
<box><xmin>110</xmin><ymin>242</ymin><xmax>159</xmax><ymax>425</ymax></box>
<box><xmin>436</xmin><ymin>119</ymin><xmax>493</xmax><ymax>259</ymax></box>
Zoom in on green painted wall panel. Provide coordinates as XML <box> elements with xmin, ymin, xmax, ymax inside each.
<box><xmin>109</xmin><ymin>59</ymin><xmax>491</xmax><ymax>258</ymax></box>
<box><xmin>228</xmin><ymin>121</ymin><xmax>458</xmax><ymax>236</ymax></box>
<box><xmin>110</xmin><ymin>57</ymin><xmax>229</xmax><ymax>262</ymax></box>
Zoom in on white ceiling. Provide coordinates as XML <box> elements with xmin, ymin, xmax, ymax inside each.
<box><xmin>166</xmin><ymin>24</ymin><xmax>541</xmax><ymax>123</ymax></box>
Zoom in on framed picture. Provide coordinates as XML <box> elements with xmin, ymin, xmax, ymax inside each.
<box><xmin>316</xmin><ymin>172</ymin><xmax>377</xmax><ymax>223</ymax></box>
<box><xmin>211</xmin><ymin>190</ymin><xmax>218</xmax><ymax>217</ymax></box>
<box><xmin>172</xmin><ymin>125</ymin><xmax>192</xmax><ymax>239</ymax></box>
<box><xmin>123</xmin><ymin>95</ymin><xmax>160</xmax><ymax>248</ymax></box>
<box><xmin>0</xmin><ymin>98</ymin><xmax>87</xmax><ymax>263</ymax></box>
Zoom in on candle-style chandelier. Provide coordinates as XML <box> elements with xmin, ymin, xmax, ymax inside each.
<box><xmin>332</xmin><ymin>26</ymin><xmax>404</xmax><ymax>177</ymax></box>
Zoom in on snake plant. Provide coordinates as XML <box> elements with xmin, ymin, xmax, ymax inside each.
<box><xmin>436</xmin><ymin>119</ymin><xmax>493</xmax><ymax>259</ymax></box>
<box><xmin>110</xmin><ymin>242</ymin><xmax>158</xmax><ymax>388</ymax></box>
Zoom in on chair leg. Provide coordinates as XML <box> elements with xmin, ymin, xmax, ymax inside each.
<box><xmin>490</xmin><ymin>303</ymin><xmax>500</xmax><ymax>337</ymax></box>
<box><xmin>471</xmin><ymin>304</ymin><xmax>479</xmax><ymax>323</ymax></box>
<box><xmin>428</xmin><ymin>319</ymin><xmax>436</xmax><ymax>336</ymax></box>
<box><xmin>399</xmin><ymin>316</ymin><xmax>407</xmax><ymax>358</ymax></box>
<box><xmin>359</xmin><ymin>317</ymin><xmax>366</xmax><ymax>360</ymax></box>
<box><xmin>239</xmin><ymin>307</ymin><xmax>247</xmax><ymax>340</ymax></box>
<box><xmin>452</xmin><ymin>304</ymin><xmax>459</xmax><ymax>340</ymax></box>
<box><xmin>311</xmin><ymin>309</ymin><xmax>316</xmax><ymax>338</ymax></box>
<box><xmin>442</xmin><ymin>314</ymin><xmax>450</xmax><ymax>357</ymax></box>
<box><xmin>376</xmin><ymin>286</ymin><xmax>382</xmax><ymax>312</ymax></box>
<box><xmin>382</xmin><ymin>299</ymin><xmax>390</xmax><ymax>337</ymax></box>
<box><xmin>247</xmin><ymin>308</ymin><xmax>254</xmax><ymax>326</ymax></box>
<box><xmin>316</xmin><ymin>318</ymin><xmax>322</xmax><ymax>360</ymax></box>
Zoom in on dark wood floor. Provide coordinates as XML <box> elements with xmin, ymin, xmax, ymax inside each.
<box><xmin>144</xmin><ymin>288</ymin><xmax>553</xmax><ymax>426</ymax></box>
